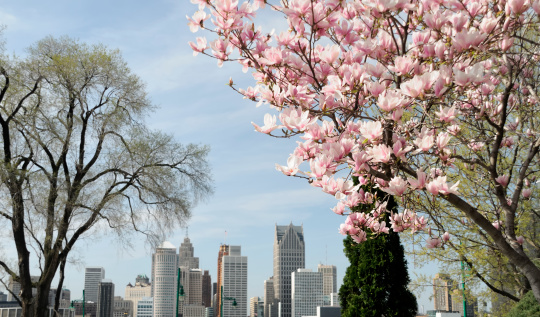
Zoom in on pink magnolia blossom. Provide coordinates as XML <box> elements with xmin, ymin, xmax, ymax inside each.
<box><xmin>408</xmin><ymin>170</ymin><xmax>427</xmax><ymax>189</ymax></box>
<box><xmin>495</xmin><ymin>175</ymin><xmax>510</xmax><ymax>187</ymax></box>
<box><xmin>188</xmin><ymin>37</ymin><xmax>208</xmax><ymax>56</ymax></box>
<box><xmin>426</xmin><ymin>237</ymin><xmax>442</xmax><ymax>248</ymax></box>
<box><xmin>252</xmin><ymin>113</ymin><xmax>282</xmax><ymax>134</ymax></box>
<box><xmin>360</xmin><ymin>121</ymin><xmax>383</xmax><ymax>142</ymax></box>
<box><xmin>435</xmin><ymin>105</ymin><xmax>458</xmax><ymax>123</ymax></box>
<box><xmin>367</xmin><ymin>144</ymin><xmax>392</xmax><ymax>163</ymax></box>
<box><xmin>275</xmin><ymin>155</ymin><xmax>303</xmax><ymax>176</ymax></box>
<box><xmin>426</xmin><ymin>176</ymin><xmax>459</xmax><ymax>195</ymax></box>
<box><xmin>517</xmin><ymin>236</ymin><xmax>525</xmax><ymax>245</ymax></box>
<box><xmin>442</xmin><ymin>232</ymin><xmax>450</xmax><ymax>242</ymax></box>
<box><xmin>383</xmin><ymin>176</ymin><xmax>408</xmax><ymax>196</ymax></box>
<box><xmin>523</xmin><ymin>188</ymin><xmax>532</xmax><ymax>198</ymax></box>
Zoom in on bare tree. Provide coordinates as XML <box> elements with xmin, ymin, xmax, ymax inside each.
<box><xmin>0</xmin><ymin>36</ymin><xmax>213</xmax><ymax>317</ymax></box>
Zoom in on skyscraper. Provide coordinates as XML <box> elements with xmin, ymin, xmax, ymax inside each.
<box><xmin>221</xmin><ymin>246</ymin><xmax>248</xmax><ymax>317</ymax></box>
<box><xmin>291</xmin><ymin>269</ymin><xmax>323</xmax><ymax>317</ymax></box>
<box><xmin>97</xmin><ymin>279</ymin><xmax>114</xmax><ymax>317</ymax></box>
<box><xmin>433</xmin><ymin>273</ymin><xmax>454</xmax><ymax>311</ymax></box>
<box><xmin>263</xmin><ymin>277</ymin><xmax>274</xmax><ymax>317</ymax></box>
<box><xmin>216</xmin><ymin>244</ymin><xmax>229</xmax><ymax>317</ymax></box>
<box><xmin>202</xmin><ymin>270</ymin><xmax>212</xmax><ymax>308</ymax></box>
<box><xmin>179</xmin><ymin>236</ymin><xmax>200</xmax><ymax>269</ymax></box>
<box><xmin>317</xmin><ymin>264</ymin><xmax>337</xmax><ymax>296</ymax></box>
<box><xmin>273</xmin><ymin>223</ymin><xmax>305</xmax><ymax>317</ymax></box>
<box><xmin>85</xmin><ymin>267</ymin><xmax>105</xmax><ymax>303</ymax></box>
<box><xmin>152</xmin><ymin>241</ymin><xmax>178</xmax><ymax>317</ymax></box>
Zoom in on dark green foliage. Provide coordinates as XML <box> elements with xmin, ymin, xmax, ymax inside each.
<box><xmin>506</xmin><ymin>291</ymin><xmax>540</xmax><ymax>317</ymax></box>
<box><xmin>339</xmin><ymin>184</ymin><xmax>417</xmax><ymax>317</ymax></box>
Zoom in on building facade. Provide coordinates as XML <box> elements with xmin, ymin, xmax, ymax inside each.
<box><xmin>136</xmin><ymin>297</ymin><xmax>153</xmax><ymax>317</ymax></box>
<box><xmin>433</xmin><ymin>274</ymin><xmax>454</xmax><ymax>311</ymax></box>
<box><xmin>216</xmin><ymin>244</ymin><xmax>230</xmax><ymax>317</ymax></box>
<box><xmin>317</xmin><ymin>265</ymin><xmax>337</xmax><ymax>296</ymax></box>
<box><xmin>97</xmin><ymin>279</ymin><xmax>115</xmax><ymax>317</ymax></box>
<box><xmin>221</xmin><ymin>246</ymin><xmax>248</xmax><ymax>317</ymax></box>
<box><xmin>85</xmin><ymin>267</ymin><xmax>106</xmax><ymax>303</ymax></box>
<box><xmin>125</xmin><ymin>276</ymin><xmax>151</xmax><ymax>317</ymax></box>
<box><xmin>273</xmin><ymin>223</ymin><xmax>305</xmax><ymax>317</ymax></box>
<box><xmin>152</xmin><ymin>241</ymin><xmax>178</xmax><ymax>317</ymax></box>
<box><xmin>202</xmin><ymin>270</ymin><xmax>212</xmax><ymax>308</ymax></box>
<box><xmin>113</xmin><ymin>296</ymin><xmax>133</xmax><ymax>317</ymax></box>
<box><xmin>179</xmin><ymin>236</ymin><xmax>200</xmax><ymax>269</ymax></box>
<box><xmin>263</xmin><ymin>277</ymin><xmax>274</xmax><ymax>317</ymax></box>
<box><xmin>291</xmin><ymin>269</ymin><xmax>323</xmax><ymax>317</ymax></box>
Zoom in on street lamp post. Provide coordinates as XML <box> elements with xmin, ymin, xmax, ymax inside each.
<box><xmin>220</xmin><ymin>285</ymin><xmax>237</xmax><ymax>317</ymax></box>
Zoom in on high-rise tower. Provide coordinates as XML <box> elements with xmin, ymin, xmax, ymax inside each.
<box><xmin>273</xmin><ymin>223</ymin><xmax>305</xmax><ymax>317</ymax></box>
<box><xmin>84</xmin><ymin>267</ymin><xmax>105</xmax><ymax>303</ymax></box>
<box><xmin>317</xmin><ymin>264</ymin><xmax>337</xmax><ymax>296</ymax></box>
<box><xmin>179</xmin><ymin>236</ymin><xmax>200</xmax><ymax>269</ymax></box>
<box><xmin>216</xmin><ymin>244</ymin><xmax>230</xmax><ymax>317</ymax></box>
<box><xmin>152</xmin><ymin>241</ymin><xmax>178</xmax><ymax>317</ymax></box>
<box><xmin>221</xmin><ymin>246</ymin><xmax>248</xmax><ymax>317</ymax></box>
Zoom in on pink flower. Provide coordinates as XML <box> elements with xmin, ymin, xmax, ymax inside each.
<box><xmin>436</xmin><ymin>132</ymin><xmax>451</xmax><ymax>149</ymax></box>
<box><xmin>495</xmin><ymin>175</ymin><xmax>509</xmax><ymax>187</ymax></box>
<box><xmin>517</xmin><ymin>236</ymin><xmax>524</xmax><ymax>245</ymax></box>
<box><xmin>188</xmin><ymin>37</ymin><xmax>208</xmax><ymax>56</ymax></box>
<box><xmin>408</xmin><ymin>170</ymin><xmax>427</xmax><ymax>189</ymax></box>
<box><xmin>275</xmin><ymin>155</ymin><xmax>303</xmax><ymax>176</ymax></box>
<box><xmin>332</xmin><ymin>202</ymin><xmax>346</xmax><ymax>215</ymax></box>
<box><xmin>426</xmin><ymin>176</ymin><xmax>459</xmax><ymax>195</ymax></box>
<box><xmin>252</xmin><ymin>113</ymin><xmax>282</xmax><ymax>134</ymax></box>
<box><xmin>492</xmin><ymin>221</ymin><xmax>501</xmax><ymax>230</ymax></box>
<box><xmin>377</xmin><ymin>90</ymin><xmax>405</xmax><ymax>112</ymax></box>
<box><xmin>351</xmin><ymin>230</ymin><xmax>367</xmax><ymax>243</ymax></box>
<box><xmin>383</xmin><ymin>176</ymin><xmax>408</xmax><ymax>196</ymax></box>
<box><xmin>367</xmin><ymin>144</ymin><xmax>392</xmax><ymax>163</ymax></box>
<box><xmin>500</xmin><ymin>37</ymin><xmax>514</xmax><ymax>51</ymax></box>
<box><xmin>442</xmin><ymin>232</ymin><xmax>450</xmax><ymax>242</ymax></box>
<box><xmin>400</xmin><ymin>72</ymin><xmax>439</xmax><ymax>98</ymax></box>
<box><xmin>426</xmin><ymin>237</ymin><xmax>441</xmax><ymax>248</ymax></box>
<box><xmin>435</xmin><ymin>105</ymin><xmax>458</xmax><ymax>123</ymax></box>
<box><xmin>523</xmin><ymin>188</ymin><xmax>532</xmax><ymax>198</ymax></box>
<box><xmin>447</xmin><ymin>125</ymin><xmax>461</xmax><ymax>136</ymax></box>
<box><xmin>413</xmin><ymin>134</ymin><xmax>434</xmax><ymax>153</ymax></box>
<box><xmin>453</xmin><ymin>29</ymin><xmax>487</xmax><ymax>51</ymax></box>
<box><xmin>360</xmin><ymin>121</ymin><xmax>383</xmax><ymax>142</ymax></box>
<box><xmin>187</xmin><ymin>11</ymin><xmax>209</xmax><ymax>33</ymax></box>
<box><xmin>507</xmin><ymin>0</ymin><xmax>529</xmax><ymax>14</ymax></box>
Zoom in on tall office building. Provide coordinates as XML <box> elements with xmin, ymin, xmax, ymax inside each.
<box><xmin>291</xmin><ymin>269</ymin><xmax>323</xmax><ymax>317</ymax></box>
<box><xmin>152</xmin><ymin>241</ymin><xmax>178</xmax><ymax>317</ymax></box>
<box><xmin>202</xmin><ymin>270</ymin><xmax>212</xmax><ymax>308</ymax></box>
<box><xmin>125</xmin><ymin>275</ymin><xmax>151</xmax><ymax>317</ymax></box>
<box><xmin>85</xmin><ymin>267</ymin><xmax>106</xmax><ymax>303</ymax></box>
<box><xmin>263</xmin><ymin>277</ymin><xmax>274</xmax><ymax>317</ymax></box>
<box><xmin>179</xmin><ymin>236</ymin><xmax>200</xmax><ymax>269</ymax></box>
<box><xmin>216</xmin><ymin>244</ymin><xmax>230</xmax><ymax>317</ymax></box>
<box><xmin>317</xmin><ymin>265</ymin><xmax>337</xmax><ymax>296</ymax></box>
<box><xmin>433</xmin><ymin>274</ymin><xmax>454</xmax><ymax>311</ymax></box>
<box><xmin>221</xmin><ymin>246</ymin><xmax>248</xmax><ymax>317</ymax></box>
<box><xmin>97</xmin><ymin>279</ymin><xmax>114</xmax><ymax>317</ymax></box>
<box><xmin>273</xmin><ymin>223</ymin><xmax>305</xmax><ymax>317</ymax></box>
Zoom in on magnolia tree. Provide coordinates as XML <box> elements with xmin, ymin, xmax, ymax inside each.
<box><xmin>188</xmin><ymin>0</ymin><xmax>540</xmax><ymax>302</ymax></box>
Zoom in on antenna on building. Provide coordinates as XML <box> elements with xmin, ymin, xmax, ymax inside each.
<box><xmin>185</xmin><ymin>226</ymin><xmax>189</xmax><ymax>238</ymax></box>
<box><xmin>225</xmin><ymin>230</ymin><xmax>228</xmax><ymax>244</ymax></box>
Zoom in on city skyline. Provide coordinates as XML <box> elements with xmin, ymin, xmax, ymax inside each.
<box><xmin>0</xmin><ymin>1</ymin><xmax>436</xmax><ymax>312</ymax></box>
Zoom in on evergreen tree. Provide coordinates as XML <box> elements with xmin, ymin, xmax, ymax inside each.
<box><xmin>339</xmin><ymin>185</ymin><xmax>417</xmax><ymax>317</ymax></box>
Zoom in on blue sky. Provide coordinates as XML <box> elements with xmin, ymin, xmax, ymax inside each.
<box><xmin>0</xmin><ymin>0</ymin><xmax>437</xmax><ymax>313</ymax></box>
